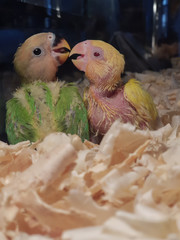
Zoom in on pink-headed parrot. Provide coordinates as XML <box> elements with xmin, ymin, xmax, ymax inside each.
<box><xmin>70</xmin><ymin>40</ymin><xmax>158</xmax><ymax>142</ymax></box>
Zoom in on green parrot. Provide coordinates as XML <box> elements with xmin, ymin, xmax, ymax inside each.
<box><xmin>0</xmin><ymin>96</ymin><xmax>5</xmax><ymax>138</ymax></box>
<box><xmin>6</xmin><ymin>32</ymin><xmax>89</xmax><ymax>144</ymax></box>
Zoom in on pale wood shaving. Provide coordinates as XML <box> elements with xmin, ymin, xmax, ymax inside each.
<box><xmin>0</xmin><ymin>59</ymin><xmax>180</xmax><ymax>239</ymax></box>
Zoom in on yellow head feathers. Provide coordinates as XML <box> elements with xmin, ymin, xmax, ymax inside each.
<box><xmin>70</xmin><ymin>40</ymin><xmax>125</xmax><ymax>91</ymax></box>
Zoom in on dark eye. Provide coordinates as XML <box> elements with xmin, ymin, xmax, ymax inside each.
<box><xmin>94</xmin><ymin>52</ymin><xmax>100</xmax><ymax>57</ymax></box>
<box><xmin>48</xmin><ymin>35</ymin><xmax>53</xmax><ymax>40</ymax></box>
<box><xmin>33</xmin><ymin>48</ymin><xmax>42</xmax><ymax>56</ymax></box>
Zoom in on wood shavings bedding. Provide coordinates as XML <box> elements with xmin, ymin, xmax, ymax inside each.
<box><xmin>0</xmin><ymin>59</ymin><xmax>180</xmax><ymax>239</ymax></box>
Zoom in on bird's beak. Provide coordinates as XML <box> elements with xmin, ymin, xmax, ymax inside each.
<box><xmin>69</xmin><ymin>42</ymin><xmax>88</xmax><ymax>71</ymax></box>
<box><xmin>52</xmin><ymin>37</ymin><xmax>71</xmax><ymax>65</ymax></box>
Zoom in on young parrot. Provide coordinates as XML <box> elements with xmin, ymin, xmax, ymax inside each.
<box><xmin>6</xmin><ymin>33</ymin><xmax>89</xmax><ymax>144</ymax></box>
<box><xmin>70</xmin><ymin>40</ymin><xmax>158</xmax><ymax>142</ymax></box>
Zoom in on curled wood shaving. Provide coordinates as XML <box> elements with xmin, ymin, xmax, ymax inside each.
<box><xmin>1</xmin><ymin>60</ymin><xmax>180</xmax><ymax>239</ymax></box>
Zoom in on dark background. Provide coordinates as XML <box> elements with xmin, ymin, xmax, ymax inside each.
<box><xmin>0</xmin><ymin>0</ymin><xmax>180</xmax><ymax>69</ymax></box>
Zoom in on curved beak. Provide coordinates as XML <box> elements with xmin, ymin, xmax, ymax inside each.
<box><xmin>69</xmin><ymin>41</ymin><xmax>89</xmax><ymax>71</ymax></box>
<box><xmin>52</xmin><ymin>37</ymin><xmax>71</xmax><ymax>65</ymax></box>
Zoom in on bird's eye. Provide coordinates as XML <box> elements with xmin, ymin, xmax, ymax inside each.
<box><xmin>94</xmin><ymin>52</ymin><xmax>100</xmax><ymax>57</ymax></box>
<box><xmin>48</xmin><ymin>34</ymin><xmax>53</xmax><ymax>40</ymax></box>
<box><xmin>33</xmin><ymin>48</ymin><xmax>42</xmax><ymax>56</ymax></box>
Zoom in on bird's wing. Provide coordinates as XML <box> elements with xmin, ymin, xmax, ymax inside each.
<box><xmin>54</xmin><ymin>84</ymin><xmax>89</xmax><ymax>141</ymax></box>
<box><xmin>6</xmin><ymin>97</ymin><xmax>37</xmax><ymax>144</ymax></box>
<box><xmin>83</xmin><ymin>86</ymin><xmax>89</xmax><ymax>109</ymax></box>
<box><xmin>6</xmin><ymin>81</ymin><xmax>59</xmax><ymax>144</ymax></box>
<box><xmin>124</xmin><ymin>78</ymin><xmax>158</xmax><ymax>124</ymax></box>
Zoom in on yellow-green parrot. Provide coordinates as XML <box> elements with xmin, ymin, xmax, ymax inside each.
<box><xmin>6</xmin><ymin>33</ymin><xmax>89</xmax><ymax>144</ymax></box>
<box><xmin>70</xmin><ymin>40</ymin><xmax>158</xmax><ymax>142</ymax></box>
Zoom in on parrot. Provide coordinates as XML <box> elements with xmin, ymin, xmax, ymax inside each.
<box><xmin>6</xmin><ymin>32</ymin><xmax>89</xmax><ymax>144</ymax></box>
<box><xmin>70</xmin><ymin>40</ymin><xmax>158</xmax><ymax>142</ymax></box>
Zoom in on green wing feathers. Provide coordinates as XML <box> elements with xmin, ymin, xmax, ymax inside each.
<box><xmin>6</xmin><ymin>97</ymin><xmax>37</xmax><ymax>144</ymax></box>
<box><xmin>6</xmin><ymin>81</ymin><xmax>89</xmax><ymax>144</ymax></box>
<box><xmin>55</xmin><ymin>85</ymin><xmax>89</xmax><ymax>141</ymax></box>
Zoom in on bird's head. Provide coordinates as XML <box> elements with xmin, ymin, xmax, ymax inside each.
<box><xmin>70</xmin><ymin>40</ymin><xmax>125</xmax><ymax>91</ymax></box>
<box><xmin>14</xmin><ymin>32</ymin><xmax>70</xmax><ymax>83</ymax></box>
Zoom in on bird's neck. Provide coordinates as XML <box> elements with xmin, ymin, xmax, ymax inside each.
<box><xmin>89</xmin><ymin>84</ymin><xmax>117</xmax><ymax>99</ymax></box>
<box><xmin>89</xmin><ymin>74</ymin><xmax>122</xmax><ymax>97</ymax></box>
